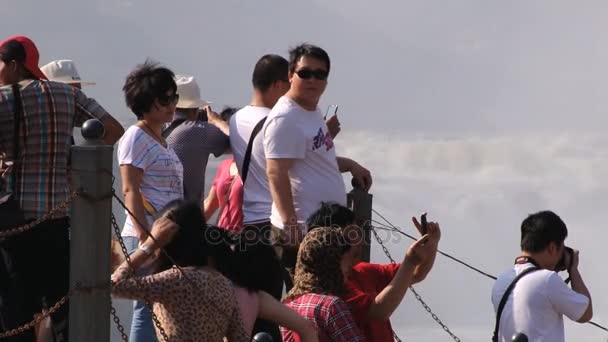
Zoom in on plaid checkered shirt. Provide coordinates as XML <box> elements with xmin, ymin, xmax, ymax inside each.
<box><xmin>0</xmin><ymin>80</ymin><xmax>109</xmax><ymax>219</ymax></box>
<box><xmin>282</xmin><ymin>293</ymin><xmax>367</xmax><ymax>342</ymax></box>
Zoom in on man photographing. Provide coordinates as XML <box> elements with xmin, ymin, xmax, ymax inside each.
<box><xmin>491</xmin><ymin>210</ymin><xmax>593</xmax><ymax>342</ymax></box>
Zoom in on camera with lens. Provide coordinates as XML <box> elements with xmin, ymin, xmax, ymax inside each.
<box><xmin>197</xmin><ymin>107</ymin><xmax>208</xmax><ymax>122</ymax></box>
<box><xmin>555</xmin><ymin>246</ymin><xmax>574</xmax><ymax>272</ymax></box>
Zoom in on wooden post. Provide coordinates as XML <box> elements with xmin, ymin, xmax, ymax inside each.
<box><xmin>347</xmin><ymin>179</ymin><xmax>373</xmax><ymax>263</ymax></box>
<box><xmin>69</xmin><ymin>119</ymin><xmax>113</xmax><ymax>342</ymax></box>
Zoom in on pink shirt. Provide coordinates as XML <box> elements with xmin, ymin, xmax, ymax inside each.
<box><xmin>212</xmin><ymin>158</ymin><xmax>243</xmax><ymax>232</ymax></box>
<box><xmin>234</xmin><ymin>286</ymin><xmax>260</xmax><ymax>335</ymax></box>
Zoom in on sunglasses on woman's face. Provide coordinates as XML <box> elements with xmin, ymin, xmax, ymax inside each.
<box><xmin>158</xmin><ymin>93</ymin><xmax>179</xmax><ymax>106</ymax></box>
<box><xmin>295</xmin><ymin>68</ymin><xmax>329</xmax><ymax>81</ymax></box>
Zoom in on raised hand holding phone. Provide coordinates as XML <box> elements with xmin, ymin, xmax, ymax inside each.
<box><xmin>325</xmin><ymin>105</ymin><xmax>341</xmax><ymax>138</ymax></box>
<box><xmin>420</xmin><ymin>212</ymin><xmax>428</xmax><ymax>235</ymax></box>
<box><xmin>412</xmin><ymin>213</ymin><xmax>441</xmax><ymax>245</ymax></box>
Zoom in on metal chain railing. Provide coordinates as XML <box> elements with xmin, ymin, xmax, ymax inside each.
<box><xmin>371</xmin><ymin>225</ymin><xmax>462</xmax><ymax>342</ymax></box>
<box><xmin>110</xmin><ymin>302</ymin><xmax>129</xmax><ymax>342</ymax></box>
<box><xmin>0</xmin><ymin>190</ymin><xmax>80</xmax><ymax>239</ymax></box>
<box><xmin>0</xmin><ymin>281</ymin><xmax>110</xmax><ymax>339</ymax></box>
<box><xmin>0</xmin><ymin>291</ymin><xmax>71</xmax><ymax>339</ymax></box>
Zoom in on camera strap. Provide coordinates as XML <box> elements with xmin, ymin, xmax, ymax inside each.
<box><xmin>515</xmin><ymin>254</ymin><xmax>571</xmax><ymax>284</ymax></box>
<box><xmin>514</xmin><ymin>256</ymin><xmax>540</xmax><ymax>267</ymax></box>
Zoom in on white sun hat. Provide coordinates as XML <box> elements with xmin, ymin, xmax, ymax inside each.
<box><xmin>40</xmin><ymin>59</ymin><xmax>95</xmax><ymax>85</ymax></box>
<box><xmin>174</xmin><ymin>74</ymin><xmax>209</xmax><ymax>109</ymax></box>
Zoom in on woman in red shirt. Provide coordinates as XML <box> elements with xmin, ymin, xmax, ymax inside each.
<box><xmin>204</xmin><ymin>107</ymin><xmax>243</xmax><ymax>233</ymax></box>
<box><xmin>282</xmin><ymin>228</ymin><xmax>366</xmax><ymax>342</ymax></box>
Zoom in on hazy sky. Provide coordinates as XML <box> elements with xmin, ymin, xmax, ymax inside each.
<box><xmin>3</xmin><ymin>1</ymin><xmax>607</xmax><ymax>340</ymax></box>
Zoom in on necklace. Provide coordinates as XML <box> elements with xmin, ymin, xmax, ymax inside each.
<box><xmin>140</xmin><ymin>120</ymin><xmax>167</xmax><ymax>148</ymax></box>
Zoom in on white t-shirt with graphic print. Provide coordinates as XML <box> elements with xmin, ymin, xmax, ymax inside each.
<box><xmin>117</xmin><ymin>125</ymin><xmax>184</xmax><ymax>238</ymax></box>
<box><xmin>263</xmin><ymin>96</ymin><xmax>346</xmax><ymax>229</ymax></box>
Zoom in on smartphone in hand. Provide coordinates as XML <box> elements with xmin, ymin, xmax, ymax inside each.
<box><xmin>198</xmin><ymin>108</ymin><xmax>208</xmax><ymax>122</ymax></box>
<box><xmin>420</xmin><ymin>212</ymin><xmax>428</xmax><ymax>235</ymax></box>
<box><xmin>325</xmin><ymin>104</ymin><xmax>339</xmax><ymax>119</ymax></box>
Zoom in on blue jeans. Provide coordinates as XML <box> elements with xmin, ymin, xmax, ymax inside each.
<box><xmin>123</xmin><ymin>236</ymin><xmax>158</xmax><ymax>342</ymax></box>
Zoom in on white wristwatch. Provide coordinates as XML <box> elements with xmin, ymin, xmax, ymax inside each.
<box><xmin>139</xmin><ymin>244</ymin><xmax>153</xmax><ymax>255</ymax></box>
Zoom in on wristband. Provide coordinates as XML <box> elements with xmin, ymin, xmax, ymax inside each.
<box><xmin>139</xmin><ymin>244</ymin><xmax>153</xmax><ymax>256</ymax></box>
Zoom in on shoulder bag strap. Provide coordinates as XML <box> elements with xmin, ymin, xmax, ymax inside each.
<box><xmin>215</xmin><ymin>170</ymin><xmax>239</xmax><ymax>225</ymax></box>
<box><xmin>161</xmin><ymin>118</ymin><xmax>187</xmax><ymax>139</ymax></box>
<box><xmin>492</xmin><ymin>266</ymin><xmax>539</xmax><ymax>342</ymax></box>
<box><xmin>10</xmin><ymin>84</ymin><xmax>23</xmax><ymax>194</ymax></box>
<box><xmin>241</xmin><ymin>116</ymin><xmax>267</xmax><ymax>184</ymax></box>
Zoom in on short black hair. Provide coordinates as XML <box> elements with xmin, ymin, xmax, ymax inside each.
<box><xmin>0</xmin><ymin>40</ymin><xmax>25</xmax><ymax>64</ymax></box>
<box><xmin>123</xmin><ymin>60</ymin><xmax>177</xmax><ymax>119</ymax></box>
<box><xmin>0</xmin><ymin>40</ymin><xmax>35</xmax><ymax>79</ymax></box>
<box><xmin>306</xmin><ymin>202</ymin><xmax>355</xmax><ymax>231</ymax></box>
<box><xmin>252</xmin><ymin>54</ymin><xmax>288</xmax><ymax>92</ymax></box>
<box><xmin>220</xmin><ymin>106</ymin><xmax>240</xmax><ymax>122</ymax></box>
<box><xmin>520</xmin><ymin>210</ymin><xmax>568</xmax><ymax>253</ymax></box>
<box><xmin>288</xmin><ymin>43</ymin><xmax>331</xmax><ymax>73</ymax></box>
<box><xmin>229</xmin><ymin>240</ymin><xmax>282</xmax><ymax>293</ymax></box>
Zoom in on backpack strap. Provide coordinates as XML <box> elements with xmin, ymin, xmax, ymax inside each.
<box><xmin>241</xmin><ymin>116</ymin><xmax>267</xmax><ymax>184</ymax></box>
<box><xmin>161</xmin><ymin>118</ymin><xmax>187</xmax><ymax>139</ymax></box>
<box><xmin>215</xmin><ymin>170</ymin><xmax>239</xmax><ymax>226</ymax></box>
<box><xmin>492</xmin><ymin>266</ymin><xmax>539</xmax><ymax>342</ymax></box>
<box><xmin>10</xmin><ymin>84</ymin><xmax>23</xmax><ymax>194</ymax></box>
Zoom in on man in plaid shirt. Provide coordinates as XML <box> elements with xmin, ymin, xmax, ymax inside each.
<box><xmin>0</xmin><ymin>35</ymin><xmax>123</xmax><ymax>341</ymax></box>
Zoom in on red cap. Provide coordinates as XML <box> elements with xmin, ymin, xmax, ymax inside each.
<box><xmin>0</xmin><ymin>36</ymin><xmax>47</xmax><ymax>80</ymax></box>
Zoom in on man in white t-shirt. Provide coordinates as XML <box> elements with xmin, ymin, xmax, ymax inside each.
<box><xmin>264</xmin><ymin>44</ymin><xmax>373</xmax><ymax>285</ymax></box>
<box><xmin>212</xmin><ymin>54</ymin><xmax>341</xmax><ymax>229</ymax></box>
<box><xmin>491</xmin><ymin>210</ymin><xmax>593</xmax><ymax>342</ymax></box>
<box><xmin>228</xmin><ymin>55</ymin><xmax>290</xmax><ymax>228</ymax></box>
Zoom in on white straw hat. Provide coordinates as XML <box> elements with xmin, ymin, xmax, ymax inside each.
<box><xmin>40</xmin><ymin>59</ymin><xmax>95</xmax><ymax>85</ymax></box>
<box><xmin>174</xmin><ymin>74</ymin><xmax>208</xmax><ymax>109</ymax></box>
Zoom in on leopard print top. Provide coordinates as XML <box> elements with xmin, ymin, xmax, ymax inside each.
<box><xmin>112</xmin><ymin>266</ymin><xmax>249</xmax><ymax>342</ymax></box>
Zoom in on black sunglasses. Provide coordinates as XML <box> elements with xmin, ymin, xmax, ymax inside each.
<box><xmin>158</xmin><ymin>93</ymin><xmax>179</xmax><ymax>106</ymax></box>
<box><xmin>295</xmin><ymin>68</ymin><xmax>329</xmax><ymax>81</ymax></box>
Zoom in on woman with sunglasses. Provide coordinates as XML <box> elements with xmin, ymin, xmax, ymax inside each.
<box><xmin>116</xmin><ymin>60</ymin><xmax>184</xmax><ymax>342</ymax></box>
<box><xmin>282</xmin><ymin>227</ymin><xmax>366</xmax><ymax>342</ymax></box>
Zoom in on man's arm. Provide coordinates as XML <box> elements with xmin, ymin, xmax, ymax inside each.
<box><xmin>336</xmin><ymin>157</ymin><xmax>372</xmax><ymax>191</ymax></box>
<box><xmin>100</xmin><ymin>115</ymin><xmax>125</xmax><ymax>145</ymax></box>
<box><xmin>205</xmin><ymin>106</ymin><xmax>230</xmax><ymax>136</ymax></box>
<box><xmin>569</xmin><ymin>251</ymin><xmax>593</xmax><ymax>323</ymax></box>
<box><xmin>73</xmin><ymin>89</ymin><xmax>124</xmax><ymax>145</ymax></box>
<box><xmin>266</xmin><ymin>158</ymin><xmax>303</xmax><ymax>244</ymax></box>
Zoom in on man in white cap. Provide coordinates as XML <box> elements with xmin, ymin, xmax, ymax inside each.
<box><xmin>164</xmin><ymin>74</ymin><xmax>228</xmax><ymax>205</ymax></box>
<box><xmin>41</xmin><ymin>59</ymin><xmax>96</xmax><ymax>89</ymax></box>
